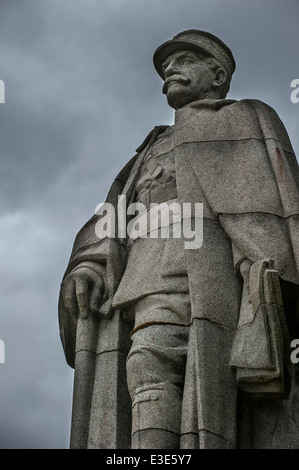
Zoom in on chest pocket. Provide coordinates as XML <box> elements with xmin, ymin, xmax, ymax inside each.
<box><xmin>136</xmin><ymin>153</ymin><xmax>177</xmax><ymax>208</ymax></box>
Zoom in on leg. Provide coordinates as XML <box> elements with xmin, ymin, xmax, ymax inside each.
<box><xmin>126</xmin><ymin>323</ymin><xmax>189</xmax><ymax>449</ymax></box>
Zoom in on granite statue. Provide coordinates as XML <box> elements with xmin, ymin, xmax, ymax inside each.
<box><xmin>59</xmin><ymin>30</ymin><xmax>299</xmax><ymax>449</ymax></box>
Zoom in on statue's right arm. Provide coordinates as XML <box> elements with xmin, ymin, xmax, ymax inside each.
<box><xmin>60</xmin><ymin>261</ymin><xmax>107</xmax><ymax>321</ymax></box>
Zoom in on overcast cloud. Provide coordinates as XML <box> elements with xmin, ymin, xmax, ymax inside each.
<box><xmin>0</xmin><ymin>0</ymin><xmax>298</xmax><ymax>448</ymax></box>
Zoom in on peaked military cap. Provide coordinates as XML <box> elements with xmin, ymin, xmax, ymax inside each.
<box><xmin>153</xmin><ymin>29</ymin><xmax>236</xmax><ymax>79</ymax></box>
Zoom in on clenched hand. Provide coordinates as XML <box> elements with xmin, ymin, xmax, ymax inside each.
<box><xmin>60</xmin><ymin>266</ymin><xmax>105</xmax><ymax>321</ymax></box>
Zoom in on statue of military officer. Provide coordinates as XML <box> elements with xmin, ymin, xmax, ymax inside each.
<box><xmin>59</xmin><ymin>30</ymin><xmax>299</xmax><ymax>449</ymax></box>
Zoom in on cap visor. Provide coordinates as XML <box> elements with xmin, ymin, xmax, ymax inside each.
<box><xmin>153</xmin><ymin>40</ymin><xmax>208</xmax><ymax>78</ymax></box>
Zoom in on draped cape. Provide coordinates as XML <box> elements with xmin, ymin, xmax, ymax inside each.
<box><xmin>59</xmin><ymin>99</ymin><xmax>299</xmax><ymax>448</ymax></box>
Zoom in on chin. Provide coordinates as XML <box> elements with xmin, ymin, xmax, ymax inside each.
<box><xmin>166</xmin><ymin>93</ymin><xmax>192</xmax><ymax>110</ymax></box>
<box><xmin>166</xmin><ymin>88</ymin><xmax>183</xmax><ymax>106</ymax></box>
<box><xmin>166</xmin><ymin>86</ymin><xmax>199</xmax><ymax>109</ymax></box>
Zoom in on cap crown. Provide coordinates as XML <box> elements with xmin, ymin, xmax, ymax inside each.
<box><xmin>153</xmin><ymin>29</ymin><xmax>236</xmax><ymax>80</ymax></box>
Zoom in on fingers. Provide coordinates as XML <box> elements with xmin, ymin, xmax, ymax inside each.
<box><xmin>75</xmin><ymin>276</ymin><xmax>89</xmax><ymax>319</ymax></box>
<box><xmin>61</xmin><ymin>268</ymin><xmax>105</xmax><ymax>321</ymax></box>
<box><xmin>60</xmin><ymin>278</ymin><xmax>77</xmax><ymax>321</ymax></box>
<box><xmin>89</xmin><ymin>276</ymin><xmax>105</xmax><ymax>314</ymax></box>
<box><xmin>89</xmin><ymin>286</ymin><xmax>101</xmax><ymax>315</ymax></box>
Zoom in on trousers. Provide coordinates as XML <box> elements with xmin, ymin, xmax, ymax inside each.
<box><xmin>126</xmin><ymin>293</ymin><xmax>191</xmax><ymax>448</ymax></box>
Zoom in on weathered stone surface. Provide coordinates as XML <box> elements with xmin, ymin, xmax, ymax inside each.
<box><xmin>70</xmin><ymin>312</ymin><xmax>132</xmax><ymax>449</ymax></box>
<box><xmin>59</xmin><ymin>29</ymin><xmax>299</xmax><ymax>449</ymax></box>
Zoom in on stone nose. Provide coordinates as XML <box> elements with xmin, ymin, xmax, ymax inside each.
<box><xmin>163</xmin><ymin>59</ymin><xmax>180</xmax><ymax>78</ymax></box>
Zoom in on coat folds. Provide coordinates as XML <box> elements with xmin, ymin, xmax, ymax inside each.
<box><xmin>59</xmin><ymin>99</ymin><xmax>299</xmax><ymax>448</ymax></box>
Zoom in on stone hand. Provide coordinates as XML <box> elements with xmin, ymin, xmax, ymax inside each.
<box><xmin>60</xmin><ymin>266</ymin><xmax>105</xmax><ymax>321</ymax></box>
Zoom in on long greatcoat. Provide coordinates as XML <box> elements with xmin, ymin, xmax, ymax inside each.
<box><xmin>59</xmin><ymin>98</ymin><xmax>299</xmax><ymax>448</ymax></box>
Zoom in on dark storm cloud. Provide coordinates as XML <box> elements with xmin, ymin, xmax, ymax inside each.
<box><xmin>0</xmin><ymin>0</ymin><xmax>298</xmax><ymax>448</ymax></box>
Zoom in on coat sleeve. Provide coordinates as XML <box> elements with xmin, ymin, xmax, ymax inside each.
<box><xmin>58</xmin><ymin>154</ymin><xmax>138</xmax><ymax>367</ymax></box>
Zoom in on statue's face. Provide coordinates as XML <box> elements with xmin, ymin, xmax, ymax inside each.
<box><xmin>161</xmin><ymin>50</ymin><xmax>217</xmax><ymax>109</ymax></box>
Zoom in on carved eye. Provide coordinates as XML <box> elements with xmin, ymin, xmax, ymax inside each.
<box><xmin>181</xmin><ymin>58</ymin><xmax>193</xmax><ymax>66</ymax></box>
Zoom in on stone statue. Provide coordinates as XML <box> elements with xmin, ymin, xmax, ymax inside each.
<box><xmin>59</xmin><ymin>30</ymin><xmax>299</xmax><ymax>449</ymax></box>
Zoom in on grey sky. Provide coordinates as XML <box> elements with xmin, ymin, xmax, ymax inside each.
<box><xmin>0</xmin><ymin>0</ymin><xmax>298</xmax><ymax>448</ymax></box>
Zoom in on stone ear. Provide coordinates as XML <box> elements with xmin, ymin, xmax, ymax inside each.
<box><xmin>213</xmin><ymin>68</ymin><xmax>227</xmax><ymax>88</ymax></box>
